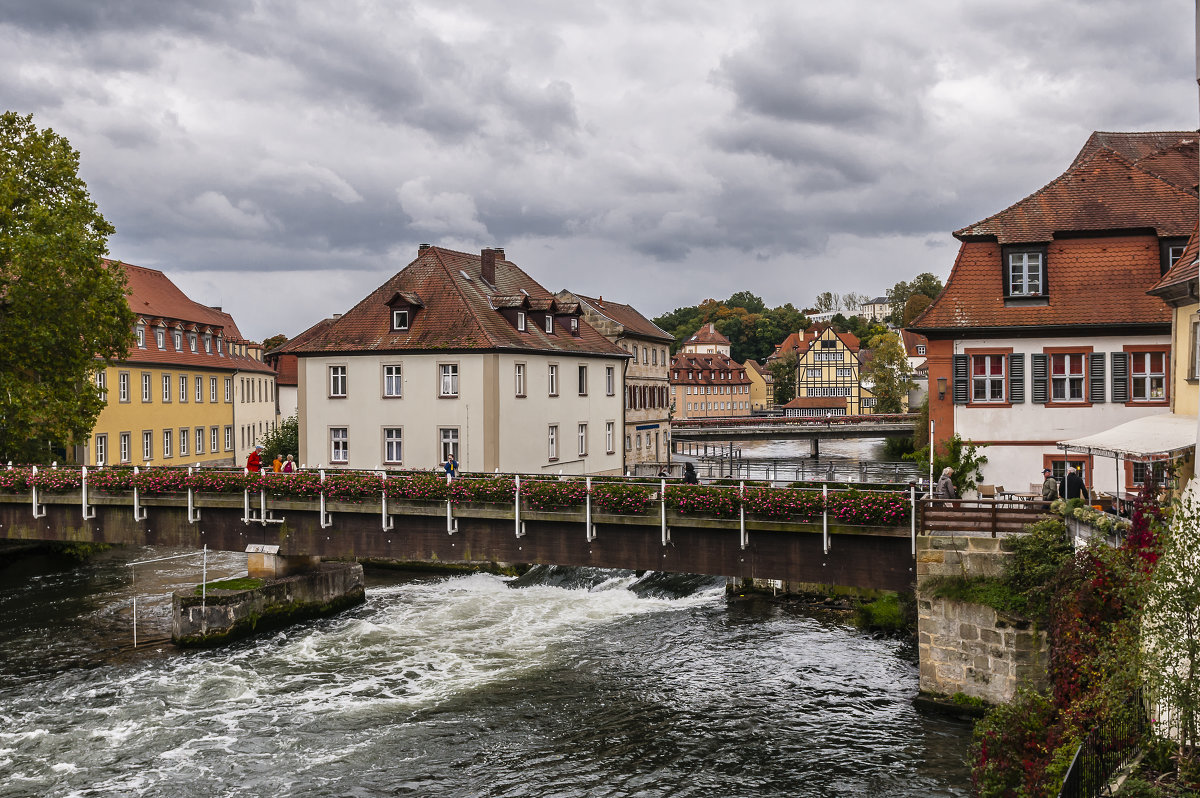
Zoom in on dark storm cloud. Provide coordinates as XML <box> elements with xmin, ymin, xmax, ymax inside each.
<box><xmin>0</xmin><ymin>0</ymin><xmax>242</xmax><ymax>35</ymax></box>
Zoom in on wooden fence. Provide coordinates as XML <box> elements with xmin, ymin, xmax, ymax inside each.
<box><xmin>920</xmin><ymin>497</ymin><xmax>1049</xmax><ymax>537</ymax></box>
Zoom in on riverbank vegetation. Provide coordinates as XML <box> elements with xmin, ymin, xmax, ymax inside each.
<box><xmin>964</xmin><ymin>486</ymin><xmax>1178</xmax><ymax>797</ymax></box>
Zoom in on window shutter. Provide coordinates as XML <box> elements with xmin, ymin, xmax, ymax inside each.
<box><xmin>952</xmin><ymin>354</ymin><xmax>968</xmax><ymax>404</ymax></box>
<box><xmin>1001</xmin><ymin>253</ymin><xmax>1011</xmax><ymax>298</ymax></box>
<box><xmin>1031</xmin><ymin>354</ymin><xmax>1049</xmax><ymax>404</ymax></box>
<box><xmin>1008</xmin><ymin>353</ymin><xmax>1025</xmax><ymax>403</ymax></box>
<box><xmin>1088</xmin><ymin>353</ymin><xmax>1106</xmax><ymax>403</ymax></box>
<box><xmin>1111</xmin><ymin>352</ymin><xmax>1130</xmax><ymax>403</ymax></box>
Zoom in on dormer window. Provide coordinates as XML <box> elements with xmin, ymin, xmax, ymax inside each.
<box><xmin>1161</xmin><ymin>237</ymin><xmax>1188</xmax><ymax>275</ymax></box>
<box><xmin>517</xmin><ymin>311</ymin><xmax>526</xmax><ymax>331</ymax></box>
<box><xmin>392</xmin><ymin>309</ymin><xmax>409</xmax><ymax>331</ymax></box>
<box><xmin>1004</xmin><ymin>246</ymin><xmax>1046</xmax><ymax>297</ymax></box>
<box><xmin>188</xmin><ymin>333</ymin><xmax>197</xmax><ymax>352</ymax></box>
<box><xmin>136</xmin><ymin>323</ymin><xmax>145</xmax><ymax>347</ymax></box>
<box><xmin>155</xmin><ymin>328</ymin><xmax>164</xmax><ymax>349</ymax></box>
<box><xmin>204</xmin><ymin>333</ymin><xmax>212</xmax><ymax>353</ymax></box>
<box><xmin>569</xmin><ymin>317</ymin><xmax>579</xmax><ymax>336</ymax></box>
<box><xmin>216</xmin><ymin>337</ymin><xmax>223</xmax><ymax>355</ymax></box>
<box><xmin>545</xmin><ymin>315</ymin><xmax>554</xmax><ymax>334</ymax></box>
<box><xmin>174</xmin><ymin>330</ymin><xmax>182</xmax><ymax>350</ymax></box>
<box><xmin>916</xmin><ymin>345</ymin><xmax>926</xmax><ymax>356</ymax></box>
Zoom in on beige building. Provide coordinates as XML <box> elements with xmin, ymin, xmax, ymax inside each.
<box><xmin>670</xmin><ymin>325</ymin><xmax>751</xmax><ymax>420</ymax></box>
<box><xmin>744</xmin><ymin>358</ymin><xmax>773</xmax><ymax>411</ymax></box>
<box><xmin>558</xmin><ymin>292</ymin><xmax>672</xmax><ymax>468</ymax></box>
<box><xmin>791</xmin><ymin>324</ymin><xmax>876</xmax><ymax>414</ymax></box>
<box><xmin>280</xmin><ymin>247</ymin><xmax>628</xmax><ymax>474</ymax></box>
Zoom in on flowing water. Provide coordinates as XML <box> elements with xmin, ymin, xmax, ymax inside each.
<box><xmin>0</xmin><ymin>547</ymin><xmax>972</xmax><ymax>797</ymax></box>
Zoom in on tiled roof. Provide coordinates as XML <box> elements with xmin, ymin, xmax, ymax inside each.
<box><xmin>911</xmin><ymin>236</ymin><xmax>1172</xmax><ymax>331</ymax></box>
<box><xmin>268</xmin><ymin>353</ymin><xmax>299</xmax><ymax>386</ymax></box>
<box><xmin>1069</xmin><ymin>131</ymin><xmax>1198</xmax><ymax>189</ymax></box>
<box><xmin>669</xmin><ymin>352</ymin><xmax>750</xmax><ymax>385</ymax></box>
<box><xmin>955</xmin><ymin>134</ymin><xmax>1197</xmax><ymax>244</ymax></box>
<box><xmin>570</xmin><ymin>293</ymin><xmax>673</xmax><ymax>342</ymax></box>
<box><xmin>116</xmin><ymin>260</ymin><xmax>273</xmax><ymax>374</ymax></box>
<box><xmin>686</xmin><ymin>322</ymin><xmax>730</xmax><ymax>346</ymax></box>
<box><xmin>783</xmin><ymin>396</ymin><xmax>845</xmax><ymax>409</ymax></box>
<box><xmin>743</xmin><ymin>358</ymin><xmax>769</xmax><ymax>376</ymax></box>
<box><xmin>900</xmin><ymin>329</ymin><xmax>929</xmax><ymax>356</ymax></box>
<box><xmin>769</xmin><ymin>324</ymin><xmax>860</xmax><ymax>362</ymax></box>
<box><xmin>278</xmin><ymin>247</ymin><xmax>628</xmax><ymax>358</ymax></box>
<box><xmin>1150</xmin><ymin>222</ymin><xmax>1199</xmax><ymax>296</ymax></box>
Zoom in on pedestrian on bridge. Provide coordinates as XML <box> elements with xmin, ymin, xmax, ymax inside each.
<box><xmin>934</xmin><ymin>467</ymin><xmax>957</xmax><ymax>503</ymax></box>
<box><xmin>683</xmin><ymin>462</ymin><xmax>699</xmax><ymax>484</ymax></box>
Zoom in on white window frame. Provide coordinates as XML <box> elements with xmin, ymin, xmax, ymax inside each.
<box><xmin>225</xmin><ymin>378</ymin><xmax>232</xmax><ymax>402</ymax></box>
<box><xmin>606</xmin><ymin>421</ymin><xmax>614</xmax><ymax>453</ymax></box>
<box><xmin>1131</xmin><ymin>351</ymin><xmax>1167</xmax><ymax>401</ymax></box>
<box><xmin>439</xmin><ymin>427</ymin><xmax>459</xmax><ymax>463</ymax></box>
<box><xmin>118</xmin><ymin>372</ymin><xmax>130</xmax><ymax>403</ymax></box>
<box><xmin>515</xmin><ymin>363</ymin><xmax>526</xmax><ymax>397</ymax></box>
<box><xmin>384</xmin><ymin>428</ymin><xmax>403</xmax><ymax>464</ymax></box>
<box><xmin>971</xmin><ymin>354</ymin><xmax>1006</xmax><ymax>403</ymax></box>
<box><xmin>329</xmin><ymin>365</ymin><xmax>347</xmax><ymax>398</ymax></box>
<box><xmin>548</xmin><ymin>364</ymin><xmax>558</xmax><ymax>396</ymax></box>
<box><xmin>179</xmin><ymin>375</ymin><xmax>188</xmax><ymax>402</ymax></box>
<box><xmin>577</xmin><ymin>423</ymin><xmax>587</xmax><ymax>456</ymax></box>
<box><xmin>517</xmin><ymin>311</ymin><xmax>526</xmax><ymax>332</ymax></box>
<box><xmin>1051</xmin><ymin>353</ymin><xmax>1087</xmax><ymax>401</ymax></box>
<box><xmin>211</xmin><ymin>427</ymin><xmax>219</xmax><ymax>453</ymax></box>
<box><xmin>1007</xmin><ymin>250</ymin><xmax>1044</xmax><ymax>296</ymax></box>
<box><xmin>392</xmin><ymin>309</ymin><xmax>409</xmax><ymax>331</ymax></box>
<box><xmin>174</xmin><ymin>330</ymin><xmax>183</xmax><ymax>350</ymax></box>
<box><xmin>162</xmin><ymin>375</ymin><xmax>172</xmax><ymax>402</ymax></box>
<box><xmin>179</xmin><ymin>428</ymin><xmax>189</xmax><ymax>456</ymax></box>
<box><xmin>94</xmin><ymin>434</ymin><xmax>107</xmax><ymax>466</ymax></box>
<box><xmin>544</xmin><ymin>315</ymin><xmax>554</xmax><ymax>334</ymax></box>
<box><xmin>162</xmin><ymin>429</ymin><xmax>172</xmax><ymax>458</ymax></box>
<box><xmin>578</xmin><ymin>364</ymin><xmax>588</xmax><ymax>396</ymax></box>
<box><xmin>195</xmin><ymin>376</ymin><xmax>203</xmax><ymax>402</ymax></box>
<box><xmin>224</xmin><ymin>426</ymin><xmax>232</xmax><ymax>451</ymax></box>
<box><xmin>195</xmin><ymin>427</ymin><xmax>204</xmax><ymax>454</ymax></box>
<box><xmin>383</xmin><ymin>364</ymin><xmax>403</xmax><ymax>398</ymax></box>
<box><xmin>548</xmin><ymin>425</ymin><xmax>558</xmax><ymax>460</ymax></box>
<box><xmin>330</xmin><ymin>427</ymin><xmax>349</xmax><ymax>463</ymax></box>
<box><xmin>440</xmin><ymin>363</ymin><xmax>459</xmax><ymax>398</ymax></box>
<box><xmin>119</xmin><ymin>432</ymin><xmax>130</xmax><ymax>463</ymax></box>
<box><xmin>605</xmin><ymin>366</ymin><xmax>614</xmax><ymax>396</ymax></box>
<box><xmin>156</xmin><ymin>328</ymin><xmax>165</xmax><ymax>349</ymax></box>
<box><xmin>142</xmin><ymin>431</ymin><xmax>153</xmax><ymax>461</ymax></box>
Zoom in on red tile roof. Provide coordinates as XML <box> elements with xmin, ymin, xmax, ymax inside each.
<box><xmin>955</xmin><ymin>143</ymin><xmax>1196</xmax><ymax>244</ymax></box>
<box><xmin>685</xmin><ymin>323</ymin><xmax>730</xmax><ymax>346</ymax></box>
<box><xmin>912</xmin><ymin>236</ymin><xmax>1172</xmax><ymax>331</ymax></box>
<box><xmin>116</xmin><ymin>260</ymin><xmax>274</xmax><ymax>374</ymax></box>
<box><xmin>569</xmin><ymin>293</ymin><xmax>673</xmax><ymax>342</ymax></box>
<box><xmin>268</xmin><ymin>353</ymin><xmax>299</xmax><ymax>386</ymax></box>
<box><xmin>669</xmin><ymin>352</ymin><xmax>750</xmax><ymax>385</ymax></box>
<box><xmin>1070</xmin><ymin>131</ymin><xmax>1198</xmax><ymax>190</ymax></box>
<box><xmin>900</xmin><ymin>329</ymin><xmax>929</xmax><ymax>357</ymax></box>
<box><xmin>278</xmin><ymin>247</ymin><xmax>628</xmax><ymax>358</ymax></box>
<box><xmin>769</xmin><ymin>323</ymin><xmax>860</xmax><ymax>361</ymax></box>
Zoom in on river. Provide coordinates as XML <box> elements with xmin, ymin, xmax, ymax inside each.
<box><xmin>0</xmin><ymin>547</ymin><xmax>972</xmax><ymax>797</ymax></box>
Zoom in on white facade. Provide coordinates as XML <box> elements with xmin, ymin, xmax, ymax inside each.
<box><xmin>953</xmin><ymin>333</ymin><xmax>1170</xmax><ymax>496</ymax></box>
<box><xmin>298</xmin><ymin>351</ymin><xmax>625</xmax><ymax>474</ymax></box>
<box><xmin>232</xmin><ymin>369</ymin><xmax>279</xmax><ymax>466</ymax></box>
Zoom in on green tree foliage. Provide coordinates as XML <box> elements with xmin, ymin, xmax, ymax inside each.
<box><xmin>905</xmin><ymin>433</ymin><xmax>988</xmax><ymax>495</ymax></box>
<box><xmin>258</xmin><ymin>415</ymin><xmax>299</xmax><ymax>464</ymax></box>
<box><xmin>652</xmin><ymin>292</ymin><xmax>806</xmax><ymax>363</ymax></box>
<box><xmin>887</xmin><ymin>272</ymin><xmax>944</xmax><ymax>325</ymax></box>
<box><xmin>862</xmin><ymin>331</ymin><xmax>914</xmax><ymax>413</ymax></box>
<box><xmin>768</xmin><ymin>350</ymin><xmax>797</xmax><ymax>405</ymax></box>
<box><xmin>0</xmin><ymin>112</ymin><xmax>133</xmax><ymax>462</ymax></box>
<box><xmin>901</xmin><ymin>293</ymin><xmax>933</xmax><ymax>326</ymax></box>
<box><xmin>813</xmin><ymin>290</ymin><xmax>841</xmax><ymax>312</ymax></box>
<box><xmin>261</xmin><ymin>333</ymin><xmax>288</xmax><ymax>352</ymax></box>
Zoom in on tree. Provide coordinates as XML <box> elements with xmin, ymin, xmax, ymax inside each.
<box><xmin>861</xmin><ymin>331</ymin><xmax>914</xmax><ymax>413</ymax></box>
<box><xmin>725</xmin><ymin>290</ymin><xmax>765</xmax><ymax>315</ymax></box>
<box><xmin>887</xmin><ymin>272</ymin><xmax>944</xmax><ymax>325</ymax></box>
<box><xmin>262</xmin><ymin>333</ymin><xmax>288</xmax><ymax>352</ymax></box>
<box><xmin>259</xmin><ymin>415</ymin><xmax>299</xmax><ymax>465</ymax></box>
<box><xmin>902</xmin><ymin>294</ymin><xmax>933</xmax><ymax>326</ymax></box>
<box><xmin>843</xmin><ymin>291</ymin><xmax>869</xmax><ymax>315</ymax></box>
<box><xmin>813</xmin><ymin>291</ymin><xmax>841</xmax><ymax>313</ymax></box>
<box><xmin>905</xmin><ymin>434</ymin><xmax>988</xmax><ymax>496</ymax></box>
<box><xmin>768</xmin><ymin>350</ymin><xmax>797</xmax><ymax>405</ymax></box>
<box><xmin>0</xmin><ymin>112</ymin><xmax>133</xmax><ymax>462</ymax></box>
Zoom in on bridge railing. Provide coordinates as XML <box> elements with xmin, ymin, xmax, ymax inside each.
<box><xmin>672</xmin><ymin>412</ymin><xmax>918</xmax><ymax>429</ymax></box>
<box><xmin>920</xmin><ymin>497</ymin><xmax>1049</xmax><ymax>538</ymax></box>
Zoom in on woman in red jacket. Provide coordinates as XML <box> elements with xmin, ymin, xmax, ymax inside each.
<box><xmin>246</xmin><ymin>445</ymin><xmax>263</xmax><ymax>473</ymax></box>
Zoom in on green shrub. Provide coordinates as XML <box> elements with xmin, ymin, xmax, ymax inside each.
<box><xmin>854</xmin><ymin>594</ymin><xmax>910</xmax><ymax>632</ymax></box>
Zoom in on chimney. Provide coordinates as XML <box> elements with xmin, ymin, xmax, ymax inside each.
<box><xmin>598</xmin><ymin>295</ymin><xmax>603</xmax><ymax>305</ymax></box>
<box><xmin>418</xmin><ymin>243</ymin><xmax>430</xmax><ymax>254</ymax></box>
<box><xmin>480</xmin><ymin>248</ymin><xmax>497</xmax><ymax>284</ymax></box>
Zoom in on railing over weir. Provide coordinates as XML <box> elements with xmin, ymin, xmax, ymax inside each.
<box><xmin>3</xmin><ymin>463</ymin><xmax>1050</xmax><ymax>545</ymax></box>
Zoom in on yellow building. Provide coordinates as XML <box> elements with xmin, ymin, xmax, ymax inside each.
<box><xmin>84</xmin><ymin>262</ymin><xmax>277</xmax><ymax>468</ymax></box>
<box><xmin>744</xmin><ymin>359</ymin><xmax>773</xmax><ymax>411</ymax></box>
<box><xmin>788</xmin><ymin>324</ymin><xmax>874</xmax><ymax>415</ymax></box>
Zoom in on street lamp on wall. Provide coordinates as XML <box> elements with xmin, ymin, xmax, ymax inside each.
<box><xmin>937</xmin><ymin>376</ymin><xmax>948</xmax><ymax>400</ymax></box>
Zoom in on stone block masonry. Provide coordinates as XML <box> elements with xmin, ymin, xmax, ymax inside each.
<box><xmin>916</xmin><ymin>535</ymin><xmax>1048</xmax><ymax>704</ymax></box>
<box><xmin>173</xmin><ymin>561</ymin><xmax>365</xmax><ymax>646</ymax></box>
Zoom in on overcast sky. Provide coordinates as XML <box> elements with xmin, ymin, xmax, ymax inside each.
<box><xmin>3</xmin><ymin>1</ymin><xmax>1196</xmax><ymax>341</ymax></box>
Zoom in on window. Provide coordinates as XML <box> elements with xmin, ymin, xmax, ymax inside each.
<box><xmin>625</xmin><ymin>434</ymin><xmax>632</xmax><ymax>451</ymax></box>
<box><xmin>160</xmin><ymin>375</ymin><xmax>170</xmax><ymax>402</ymax></box>
<box><xmin>156</xmin><ymin>328</ymin><xmax>165</xmax><ymax>349</ymax></box>
<box><xmin>120</xmin><ymin>432</ymin><xmax>130</xmax><ymax>463</ymax></box>
<box><xmin>440</xmin><ymin>428</ymin><xmax>459</xmax><ymax>463</ymax></box>
<box><xmin>633</xmin><ymin>347</ymin><xmax>639</xmax><ymax>364</ymax></box>
<box><xmin>814</xmin><ymin>351</ymin><xmax>843</xmax><ymax>362</ymax></box>
<box><xmin>548</xmin><ymin>364</ymin><xmax>558</xmax><ymax>396</ymax></box>
<box><xmin>1131</xmin><ymin>351</ymin><xmax>1167</xmax><ymax>401</ymax></box>
<box><xmin>119</xmin><ymin>372</ymin><xmax>130</xmax><ymax>403</ymax></box>
<box><xmin>972</xmin><ymin>354</ymin><xmax>1006</xmax><ymax>402</ymax></box>
<box><xmin>211</xmin><ymin>427</ymin><xmax>219</xmax><ymax>453</ymax></box>
<box><xmin>136</xmin><ymin>324</ymin><xmax>145</xmax><ymax>347</ymax></box>
<box><xmin>179</xmin><ymin>428</ymin><xmax>188</xmax><ymax>456</ymax></box>
<box><xmin>606</xmin><ymin>421</ymin><xmax>614</xmax><ymax>453</ymax></box>
<box><xmin>916</xmin><ymin>345</ymin><xmax>926</xmax><ymax>356</ymax></box>
<box><xmin>142</xmin><ymin>431</ymin><xmax>153</xmax><ymax>461</ymax></box>
<box><xmin>224</xmin><ymin>426</ymin><xmax>232</xmax><ymax>451</ymax></box>
<box><xmin>548</xmin><ymin>425</ymin><xmax>558</xmax><ymax>460</ymax></box>
<box><xmin>1133</xmin><ymin>461</ymin><xmax>1166</xmax><ymax>487</ymax></box>
<box><xmin>94</xmin><ymin>434</ymin><xmax>107</xmax><ymax>466</ymax></box>
<box><xmin>515</xmin><ymin>363</ymin><xmax>526</xmax><ymax>396</ymax></box>
<box><xmin>806</xmin><ymin>368</ymin><xmax>821</xmax><ymax>378</ymax></box>
<box><xmin>1006</xmin><ymin>248</ymin><xmax>1044</xmax><ymax>296</ymax></box>
<box><xmin>578</xmin><ymin>423</ymin><xmax>587</xmax><ymax>456</ymax></box>
<box><xmin>188</xmin><ymin>333</ymin><xmax>197</xmax><ymax>353</ymax></box>
<box><xmin>642</xmin><ymin>347</ymin><xmax>648</xmax><ymax>363</ymax></box>
<box><xmin>636</xmin><ymin>433</ymin><xmax>642</xmax><ymax>449</ymax></box>
<box><xmin>569</xmin><ymin>318</ymin><xmax>578</xmax><ymax>335</ymax></box>
<box><xmin>392</xmin><ymin>309</ymin><xmax>409</xmax><ymax>331</ymax></box>
<box><xmin>162</xmin><ymin>429</ymin><xmax>172</xmax><ymax>458</ymax></box>
<box><xmin>224</xmin><ymin>378</ymin><xmax>232</xmax><ymax>402</ymax></box>
<box><xmin>1161</xmin><ymin>237</ymin><xmax>1188</xmax><ymax>274</ymax></box>
<box><xmin>820</xmin><ymin>339</ymin><xmax>836</xmax><ymax>348</ymax></box>
<box><xmin>606</xmin><ymin>366</ymin><xmax>614</xmax><ymax>396</ymax></box>
<box><xmin>179</xmin><ymin>375</ymin><xmax>188</xmax><ymax>402</ymax></box>
<box><xmin>578</xmin><ymin>365</ymin><xmax>588</xmax><ymax>395</ymax></box>
<box><xmin>440</xmin><ymin>364</ymin><xmax>459</xmax><ymax>397</ymax></box>
<box><xmin>1051</xmin><ymin>353</ymin><xmax>1086</xmax><ymax>401</ymax></box>
<box><xmin>204</xmin><ymin>333</ymin><xmax>211</xmax><ymax>353</ymax></box>
<box><xmin>517</xmin><ymin>311</ymin><xmax>526</xmax><ymax>331</ymax></box>
<box><xmin>545</xmin><ymin>315</ymin><xmax>554</xmax><ymax>334</ymax></box>
<box><xmin>835</xmin><ymin>368</ymin><xmax>854</xmax><ymax>377</ymax></box>
<box><xmin>195</xmin><ymin>376</ymin><xmax>203</xmax><ymax>402</ymax></box>
<box><xmin>195</xmin><ymin>428</ymin><xmax>204</xmax><ymax>454</ymax></box>
<box><xmin>652</xmin><ymin>348</ymin><xmax>657</xmax><ymax>366</ymax></box>
<box><xmin>174</xmin><ymin>330</ymin><xmax>182</xmax><ymax>350</ymax></box>
<box><xmin>384</xmin><ymin>428</ymin><xmax>403</xmax><ymax>464</ymax></box>
<box><xmin>383</xmin><ymin>365</ymin><xmax>403</xmax><ymax>397</ymax></box>
<box><xmin>330</xmin><ymin>428</ymin><xmax>348</xmax><ymax>463</ymax></box>
<box><xmin>142</xmin><ymin>373</ymin><xmax>151</xmax><ymax>402</ymax></box>
<box><xmin>329</xmin><ymin>365</ymin><xmax>347</xmax><ymax>397</ymax></box>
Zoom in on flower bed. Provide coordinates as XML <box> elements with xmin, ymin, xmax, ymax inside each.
<box><xmin>451</xmin><ymin>477</ymin><xmax>516</xmax><ymax>504</ymax></box>
<box><xmin>826</xmin><ymin>489</ymin><xmax>910</xmax><ymax>526</ymax></box>
<box><xmin>520</xmin><ymin>479</ymin><xmax>587</xmax><ymax>511</ymax></box>
<box><xmin>742</xmin><ymin>487</ymin><xmax>824</xmax><ymax>522</ymax></box>
<box><xmin>592</xmin><ymin>482</ymin><xmax>653</xmax><ymax>514</ymax></box>
<box><xmin>383</xmin><ymin>474</ymin><xmax>450</xmax><ymax>502</ymax></box>
<box><xmin>664</xmin><ymin>484</ymin><xmax>739</xmax><ymax>518</ymax></box>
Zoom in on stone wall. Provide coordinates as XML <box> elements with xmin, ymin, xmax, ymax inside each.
<box><xmin>916</xmin><ymin>535</ymin><xmax>1049</xmax><ymax>704</ymax></box>
<box><xmin>173</xmin><ymin>561</ymin><xmax>365</xmax><ymax>646</ymax></box>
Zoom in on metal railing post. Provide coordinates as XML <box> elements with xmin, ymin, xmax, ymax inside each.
<box><xmin>81</xmin><ymin>466</ymin><xmax>96</xmax><ymax>520</ymax></box>
<box><xmin>132</xmin><ymin>466</ymin><xmax>147</xmax><ymax>522</ymax></box>
<box><xmin>515</xmin><ymin>475</ymin><xmax>525</xmax><ymax>538</ymax></box>
<box><xmin>739</xmin><ymin>480</ymin><xmax>748</xmax><ymax>550</ymax></box>
<box><xmin>661</xmin><ymin>478</ymin><xmax>670</xmax><ymax>546</ymax></box>
<box><xmin>910</xmin><ymin>484</ymin><xmax>917</xmax><ymax>556</ymax></box>
<box><xmin>186</xmin><ymin>466</ymin><xmax>200</xmax><ymax>524</ymax></box>
<box><xmin>585</xmin><ymin>476</ymin><xmax>597</xmax><ymax>541</ymax></box>
<box><xmin>318</xmin><ymin>469</ymin><xmax>333</xmax><ymax>528</ymax></box>
<box><xmin>30</xmin><ymin>465</ymin><xmax>46</xmax><ymax>519</ymax></box>
<box><xmin>822</xmin><ymin>483</ymin><xmax>829</xmax><ymax>554</ymax></box>
<box><xmin>241</xmin><ymin>466</ymin><xmax>255</xmax><ymax>524</ymax></box>
<box><xmin>381</xmin><ymin>471</ymin><xmax>394</xmax><ymax>531</ymax></box>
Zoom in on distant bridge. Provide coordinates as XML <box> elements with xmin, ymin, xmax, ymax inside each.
<box><xmin>671</xmin><ymin>413</ymin><xmax>918</xmax><ymax>441</ymax></box>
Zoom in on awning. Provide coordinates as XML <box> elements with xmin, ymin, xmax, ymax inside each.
<box><xmin>1057</xmin><ymin>413</ymin><xmax>1198</xmax><ymax>462</ymax></box>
